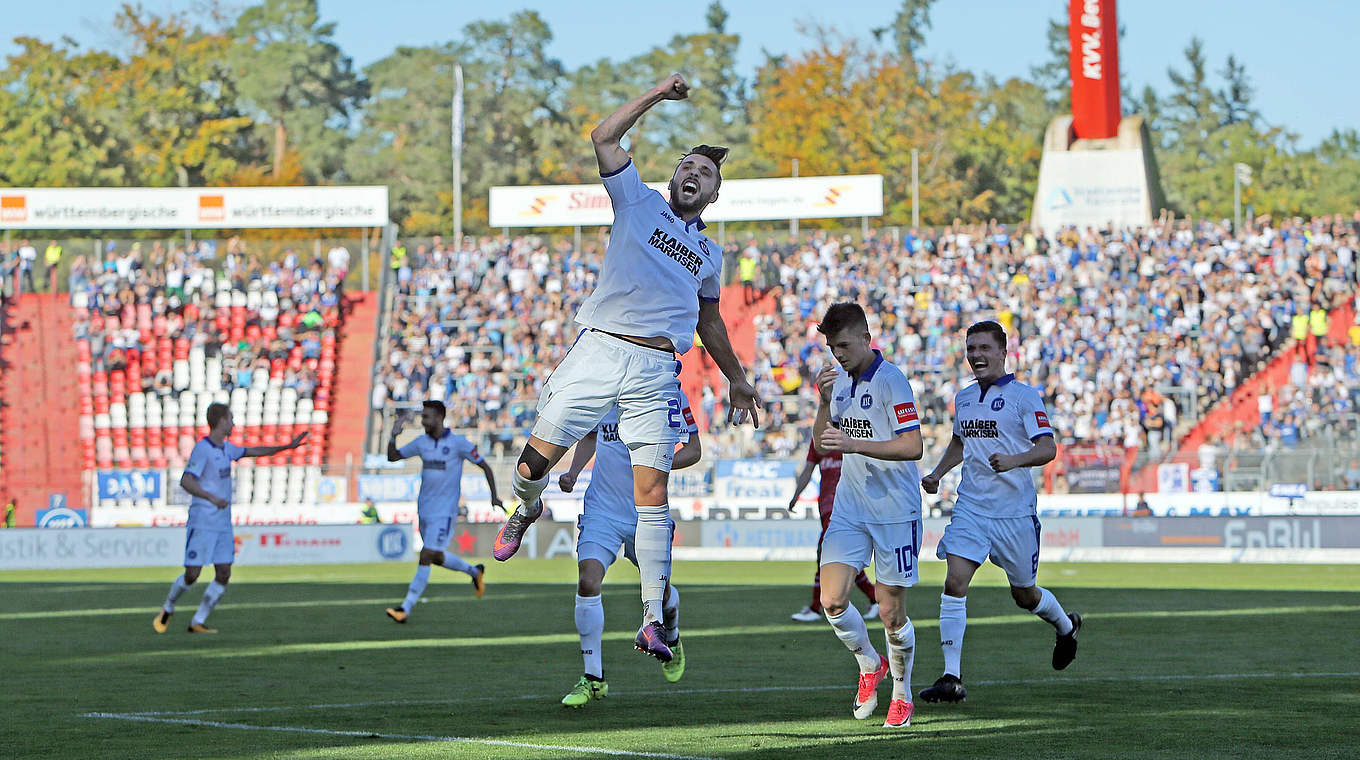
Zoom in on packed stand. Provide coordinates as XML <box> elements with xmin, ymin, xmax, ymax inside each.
<box><xmin>374</xmin><ymin>235</ymin><xmax>603</xmax><ymax>456</ymax></box>
<box><xmin>70</xmin><ymin>240</ymin><xmax>345</xmax><ymax>504</ymax></box>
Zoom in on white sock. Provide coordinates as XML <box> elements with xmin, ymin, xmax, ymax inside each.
<box><xmin>575</xmin><ymin>594</ymin><xmax>605</xmax><ymax>679</ymax></box>
<box><xmin>511</xmin><ymin>470</ymin><xmax>548</xmax><ymax>508</ymax></box>
<box><xmin>1031</xmin><ymin>586</ymin><xmax>1073</xmax><ymax>634</ymax></box>
<box><xmin>886</xmin><ymin>619</ymin><xmax>916</xmax><ymax>700</ymax></box>
<box><xmin>402</xmin><ymin>565</ymin><xmax>432</xmax><ymax>613</ymax></box>
<box><xmin>634</xmin><ymin>504</ymin><xmax>672</xmax><ymax>624</ymax></box>
<box><xmin>163</xmin><ymin>574</ymin><xmax>191</xmax><ymax>613</ymax></box>
<box><xmin>439</xmin><ymin>553</ymin><xmax>476</xmax><ymax>575</ymax></box>
<box><xmin>940</xmin><ymin>594</ymin><xmax>967</xmax><ymax>678</ymax></box>
<box><xmin>826</xmin><ymin>605</ymin><xmax>881</xmax><ymax>673</ymax></box>
<box><xmin>662</xmin><ymin>585</ymin><xmax>680</xmax><ymax>644</ymax></box>
<box><xmin>190</xmin><ymin>581</ymin><xmax>226</xmax><ymax>626</ymax></box>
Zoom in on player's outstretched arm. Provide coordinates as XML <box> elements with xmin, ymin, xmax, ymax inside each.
<box><xmin>922</xmin><ymin>434</ymin><xmax>965</xmax><ymax>493</ymax></box>
<box><xmin>475</xmin><ymin>459</ymin><xmax>503</xmax><ymax>509</ymax></box>
<box><xmin>591</xmin><ymin>73</ymin><xmax>689</xmax><ymax>175</ymax></box>
<box><xmin>243</xmin><ymin>431</ymin><xmax>309</xmax><ymax>459</ymax></box>
<box><xmin>697</xmin><ymin>299</ymin><xmax>760</xmax><ymax>427</ymax></box>
<box><xmin>558</xmin><ymin>432</ymin><xmax>599</xmax><ymax>493</ymax></box>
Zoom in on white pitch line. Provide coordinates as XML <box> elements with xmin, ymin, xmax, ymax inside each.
<box><xmin>82</xmin><ymin>712</ymin><xmax>720</xmax><ymax>760</ymax></box>
<box><xmin>113</xmin><ymin>670</ymin><xmax>1360</xmax><ymax>718</ymax></box>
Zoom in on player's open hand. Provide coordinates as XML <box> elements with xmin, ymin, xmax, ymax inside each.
<box><xmin>727</xmin><ymin>380</ymin><xmax>761</xmax><ymax>427</ymax></box>
<box><xmin>288</xmin><ymin>431</ymin><xmax>310</xmax><ymax>449</ymax></box>
<box><xmin>921</xmin><ymin>472</ymin><xmax>941</xmax><ymax>494</ymax></box>
<box><xmin>988</xmin><ymin>452</ymin><xmax>1016</xmax><ymax>473</ymax></box>
<box><xmin>558</xmin><ymin>472</ymin><xmax>577</xmax><ymax>493</ymax></box>
<box><xmin>816</xmin><ymin>366</ymin><xmax>837</xmax><ymax>404</ymax></box>
<box><xmin>819</xmin><ymin>425</ymin><xmax>854</xmax><ymax>454</ymax></box>
<box><xmin>656</xmin><ymin>73</ymin><xmax>689</xmax><ymax>100</ymax></box>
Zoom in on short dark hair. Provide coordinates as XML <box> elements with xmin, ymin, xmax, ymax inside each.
<box><xmin>422</xmin><ymin>400</ymin><xmax>446</xmax><ymax>418</ymax></box>
<box><xmin>817</xmin><ymin>302</ymin><xmax>869</xmax><ymax>338</ymax></box>
<box><xmin>966</xmin><ymin>320</ymin><xmax>1007</xmax><ymax>349</ymax></box>
<box><xmin>679</xmin><ymin>145</ymin><xmax>729</xmax><ymax>186</ymax></box>
<box><xmin>205</xmin><ymin>402</ymin><xmax>230</xmax><ymax>429</ymax></box>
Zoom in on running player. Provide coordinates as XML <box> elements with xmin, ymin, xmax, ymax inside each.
<box><xmin>917</xmin><ymin>320</ymin><xmax>1079</xmax><ymax>705</ymax></box>
<box><xmin>813</xmin><ymin>303</ymin><xmax>923</xmax><ymax>729</ymax></box>
<box><xmin>493</xmin><ymin>73</ymin><xmax>759</xmax><ymax>663</ymax></box>
<box><xmin>788</xmin><ymin>440</ymin><xmax>878</xmax><ymax>622</ymax></box>
<box><xmin>152</xmin><ymin>403</ymin><xmax>308</xmax><ymax>633</ymax></box>
<box><xmin>384</xmin><ymin>400</ymin><xmax>502</xmax><ymax>623</ymax></box>
<box><xmin>555</xmin><ymin>392</ymin><xmax>701</xmax><ymax>707</ymax></box>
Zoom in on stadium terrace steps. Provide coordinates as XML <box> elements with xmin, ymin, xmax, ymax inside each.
<box><xmin>678</xmin><ymin>284</ymin><xmax>773</xmax><ymax>432</ymax></box>
<box><xmin>0</xmin><ymin>294</ymin><xmax>84</xmax><ymax>524</ymax></box>
<box><xmin>1131</xmin><ymin>302</ymin><xmax>1357</xmax><ymax>493</ymax></box>
<box><xmin>327</xmin><ymin>291</ymin><xmax>377</xmax><ymax>481</ymax></box>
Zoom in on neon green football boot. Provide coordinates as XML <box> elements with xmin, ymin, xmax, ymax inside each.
<box><xmin>662</xmin><ymin>639</ymin><xmax>686</xmax><ymax>682</ymax></box>
<box><xmin>561</xmin><ymin>676</ymin><xmax>608</xmax><ymax>708</ymax></box>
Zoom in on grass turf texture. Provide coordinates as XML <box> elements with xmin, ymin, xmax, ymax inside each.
<box><xmin>3</xmin><ymin>560</ymin><xmax>1358</xmax><ymax>759</ymax></box>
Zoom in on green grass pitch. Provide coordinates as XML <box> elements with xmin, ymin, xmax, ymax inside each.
<box><xmin>3</xmin><ymin>559</ymin><xmax>1359</xmax><ymax>759</ymax></box>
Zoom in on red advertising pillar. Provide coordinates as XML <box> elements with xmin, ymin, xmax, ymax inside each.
<box><xmin>1069</xmin><ymin>0</ymin><xmax>1121</xmax><ymax>139</ymax></box>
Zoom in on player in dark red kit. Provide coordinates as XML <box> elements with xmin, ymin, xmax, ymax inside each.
<box><xmin>787</xmin><ymin>439</ymin><xmax>879</xmax><ymax>622</ymax></box>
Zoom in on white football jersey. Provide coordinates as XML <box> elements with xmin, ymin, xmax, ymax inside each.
<box><xmin>573</xmin><ymin>160</ymin><xmax>722</xmax><ymax>354</ymax></box>
<box><xmin>952</xmin><ymin>374</ymin><xmax>1054</xmax><ymax>517</ymax></box>
<box><xmin>398</xmin><ymin>430</ymin><xmax>484</xmax><ymax>517</ymax></box>
<box><xmin>828</xmin><ymin>351</ymin><xmax>922</xmax><ymax>524</ymax></box>
<box><xmin>584</xmin><ymin>389</ymin><xmax>698</xmax><ymax>523</ymax></box>
<box><xmin>183</xmin><ymin>437</ymin><xmax>244</xmax><ymax>531</ymax></box>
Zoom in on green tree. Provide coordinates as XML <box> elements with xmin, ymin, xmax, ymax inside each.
<box><xmin>872</xmin><ymin>0</ymin><xmax>935</xmax><ymax>76</ymax></box>
<box><xmin>1028</xmin><ymin>16</ymin><xmax>1071</xmax><ymax>114</ymax></box>
<box><xmin>0</xmin><ymin>38</ymin><xmax>126</xmax><ymax>186</ymax></box>
<box><xmin>229</xmin><ymin>0</ymin><xmax>368</xmax><ymax>181</ymax></box>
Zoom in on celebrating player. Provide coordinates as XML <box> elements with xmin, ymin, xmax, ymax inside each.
<box><xmin>917</xmin><ymin>320</ymin><xmax>1079</xmax><ymax>705</ymax></box>
<box><xmin>384</xmin><ymin>400</ymin><xmax>502</xmax><ymax>623</ymax></box>
<box><xmin>152</xmin><ymin>403</ymin><xmax>308</xmax><ymax>634</ymax></box>
<box><xmin>493</xmin><ymin>73</ymin><xmax>759</xmax><ymax>663</ymax></box>
<box><xmin>813</xmin><ymin>303</ymin><xmax>923</xmax><ymax>729</ymax></box>
<box><xmin>787</xmin><ymin>439</ymin><xmax>879</xmax><ymax>622</ymax></box>
<box><xmin>555</xmin><ymin>392</ymin><xmax>702</xmax><ymax>707</ymax></box>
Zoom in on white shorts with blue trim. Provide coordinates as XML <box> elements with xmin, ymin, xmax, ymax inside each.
<box><xmin>819</xmin><ymin>513</ymin><xmax>920</xmax><ymax>588</ymax></box>
<box><xmin>532</xmin><ymin>330</ymin><xmax>683</xmax><ymax>470</ymax></box>
<box><xmin>184</xmin><ymin>528</ymin><xmax>235</xmax><ymax>566</ymax></box>
<box><xmin>936</xmin><ymin>504</ymin><xmax>1042</xmax><ymax>587</ymax></box>
<box><xmin>418</xmin><ymin>514</ymin><xmax>456</xmax><ymax>553</ymax></box>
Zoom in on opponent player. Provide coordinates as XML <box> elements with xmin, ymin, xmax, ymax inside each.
<box><xmin>555</xmin><ymin>392</ymin><xmax>701</xmax><ymax>707</ymax></box>
<box><xmin>152</xmin><ymin>403</ymin><xmax>307</xmax><ymax>633</ymax></box>
<box><xmin>788</xmin><ymin>439</ymin><xmax>879</xmax><ymax>622</ymax></box>
<box><xmin>493</xmin><ymin>73</ymin><xmax>759</xmax><ymax>663</ymax></box>
<box><xmin>813</xmin><ymin>303</ymin><xmax>923</xmax><ymax>729</ymax></box>
<box><xmin>917</xmin><ymin>320</ymin><xmax>1079</xmax><ymax>705</ymax></box>
<box><xmin>384</xmin><ymin>400</ymin><xmax>502</xmax><ymax>623</ymax></box>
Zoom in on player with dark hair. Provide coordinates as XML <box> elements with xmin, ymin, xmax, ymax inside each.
<box><xmin>384</xmin><ymin>400</ymin><xmax>502</xmax><ymax>623</ymax></box>
<box><xmin>918</xmin><ymin>320</ymin><xmax>1078</xmax><ymax>705</ymax></box>
<box><xmin>152</xmin><ymin>402</ymin><xmax>308</xmax><ymax>633</ymax></box>
<box><xmin>493</xmin><ymin>73</ymin><xmax>759</xmax><ymax>663</ymax></box>
<box><xmin>813</xmin><ymin>303</ymin><xmax>924</xmax><ymax>728</ymax></box>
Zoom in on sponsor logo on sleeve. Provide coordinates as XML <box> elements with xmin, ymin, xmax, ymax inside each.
<box><xmin>682</xmin><ymin>407</ymin><xmax>696</xmax><ymax>426</ymax></box>
<box><xmin>1035</xmin><ymin>411</ymin><xmax>1051</xmax><ymax>429</ymax></box>
<box><xmin>894</xmin><ymin>402</ymin><xmax>918</xmax><ymax>425</ymax></box>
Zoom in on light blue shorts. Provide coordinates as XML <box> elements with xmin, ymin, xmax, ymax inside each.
<box><xmin>184</xmin><ymin>528</ymin><xmax>234</xmax><ymax>566</ymax></box>
<box><xmin>418</xmin><ymin>514</ymin><xmax>455</xmax><ymax>552</ymax></box>
<box><xmin>819</xmin><ymin>513</ymin><xmax>920</xmax><ymax>588</ymax></box>
<box><xmin>936</xmin><ymin>505</ymin><xmax>1041</xmax><ymax>587</ymax></box>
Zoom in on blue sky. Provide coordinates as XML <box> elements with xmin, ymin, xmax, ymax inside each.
<box><xmin>3</xmin><ymin>0</ymin><xmax>1350</xmax><ymax>147</ymax></box>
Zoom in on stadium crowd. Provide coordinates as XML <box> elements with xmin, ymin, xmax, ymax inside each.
<box><xmin>373</xmin><ymin>214</ymin><xmax>1360</xmax><ymax>472</ymax></box>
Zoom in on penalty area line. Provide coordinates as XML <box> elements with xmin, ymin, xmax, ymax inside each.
<box><xmin>81</xmin><ymin>712</ymin><xmax>720</xmax><ymax>760</ymax></box>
